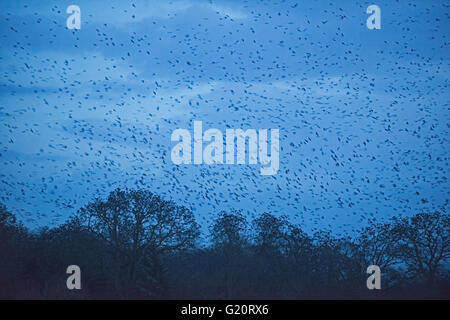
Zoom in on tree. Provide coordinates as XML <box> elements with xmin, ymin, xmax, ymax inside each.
<box><xmin>357</xmin><ymin>222</ymin><xmax>400</xmax><ymax>270</ymax></box>
<box><xmin>350</xmin><ymin>221</ymin><xmax>403</xmax><ymax>291</ymax></box>
<box><xmin>0</xmin><ymin>205</ymin><xmax>35</xmax><ymax>298</ymax></box>
<box><xmin>77</xmin><ymin>188</ymin><xmax>199</xmax><ymax>297</ymax></box>
<box><xmin>311</xmin><ymin>231</ymin><xmax>360</xmax><ymax>297</ymax></box>
<box><xmin>253</xmin><ymin>213</ymin><xmax>290</xmax><ymax>253</ymax></box>
<box><xmin>210</xmin><ymin>211</ymin><xmax>248</xmax><ymax>298</ymax></box>
<box><xmin>251</xmin><ymin>213</ymin><xmax>290</xmax><ymax>297</ymax></box>
<box><xmin>0</xmin><ymin>205</ymin><xmax>19</xmax><ymax>298</ymax></box>
<box><xmin>211</xmin><ymin>211</ymin><xmax>248</xmax><ymax>249</ymax></box>
<box><xmin>393</xmin><ymin>211</ymin><xmax>450</xmax><ymax>285</ymax></box>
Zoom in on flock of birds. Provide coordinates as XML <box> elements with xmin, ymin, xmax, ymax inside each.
<box><xmin>0</xmin><ymin>1</ymin><xmax>448</xmax><ymax>236</ymax></box>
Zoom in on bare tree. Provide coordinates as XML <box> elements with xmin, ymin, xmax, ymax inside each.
<box><xmin>78</xmin><ymin>188</ymin><xmax>199</xmax><ymax>297</ymax></box>
<box><xmin>393</xmin><ymin>211</ymin><xmax>450</xmax><ymax>284</ymax></box>
<box><xmin>356</xmin><ymin>222</ymin><xmax>400</xmax><ymax>270</ymax></box>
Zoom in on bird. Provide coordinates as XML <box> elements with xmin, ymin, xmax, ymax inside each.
<box><xmin>0</xmin><ymin>0</ymin><xmax>447</xmax><ymax>239</ymax></box>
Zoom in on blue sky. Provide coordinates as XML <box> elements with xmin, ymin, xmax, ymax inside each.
<box><xmin>0</xmin><ymin>0</ymin><xmax>448</xmax><ymax>236</ymax></box>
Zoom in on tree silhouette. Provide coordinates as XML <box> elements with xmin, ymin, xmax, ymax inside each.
<box><xmin>210</xmin><ymin>211</ymin><xmax>248</xmax><ymax>299</ymax></box>
<box><xmin>77</xmin><ymin>188</ymin><xmax>199</xmax><ymax>297</ymax></box>
<box><xmin>393</xmin><ymin>211</ymin><xmax>450</xmax><ymax>285</ymax></box>
<box><xmin>0</xmin><ymin>197</ymin><xmax>448</xmax><ymax>299</ymax></box>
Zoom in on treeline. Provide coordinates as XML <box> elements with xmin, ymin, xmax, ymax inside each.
<box><xmin>0</xmin><ymin>188</ymin><xmax>449</xmax><ymax>299</ymax></box>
